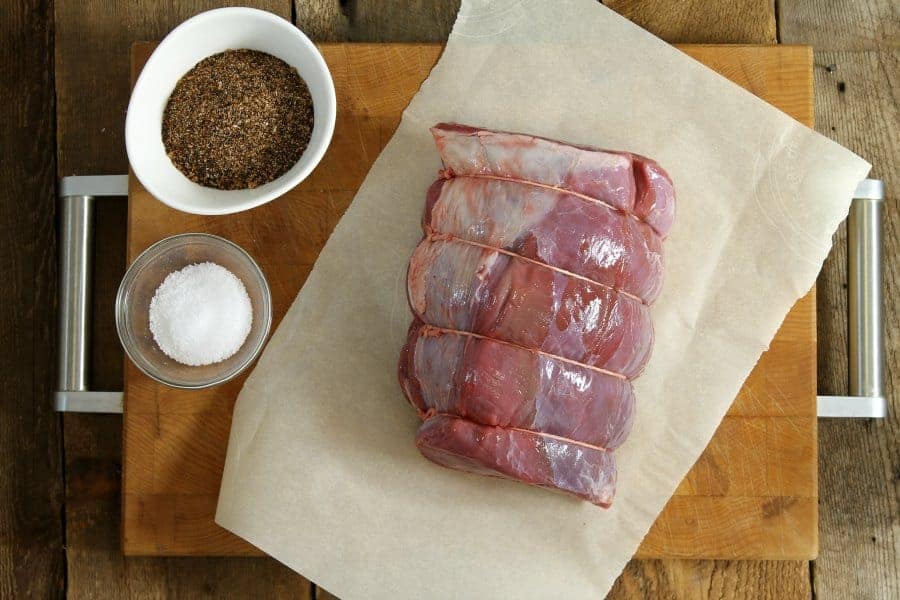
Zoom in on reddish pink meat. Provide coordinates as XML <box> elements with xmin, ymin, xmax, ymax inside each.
<box><xmin>633</xmin><ymin>155</ymin><xmax>676</xmax><ymax>239</ymax></box>
<box><xmin>431</xmin><ymin>123</ymin><xmax>675</xmax><ymax>238</ymax></box>
<box><xmin>416</xmin><ymin>414</ymin><xmax>617</xmax><ymax>507</ymax></box>
<box><xmin>400</xmin><ymin>124</ymin><xmax>674</xmax><ymax>507</ymax></box>
<box><xmin>425</xmin><ymin>176</ymin><xmax>664</xmax><ymax>303</ymax></box>
<box><xmin>407</xmin><ymin>237</ymin><xmax>653</xmax><ymax>379</ymax></box>
<box><xmin>399</xmin><ymin>319</ymin><xmax>635</xmax><ymax>449</ymax></box>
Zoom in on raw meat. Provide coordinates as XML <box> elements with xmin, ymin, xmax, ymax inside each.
<box><xmin>407</xmin><ymin>236</ymin><xmax>653</xmax><ymax>378</ymax></box>
<box><xmin>399</xmin><ymin>124</ymin><xmax>674</xmax><ymax>507</ymax></box>
<box><xmin>416</xmin><ymin>414</ymin><xmax>617</xmax><ymax>507</ymax></box>
<box><xmin>424</xmin><ymin>176</ymin><xmax>664</xmax><ymax>303</ymax></box>
<box><xmin>399</xmin><ymin>319</ymin><xmax>635</xmax><ymax>449</ymax></box>
<box><xmin>431</xmin><ymin>122</ymin><xmax>675</xmax><ymax>237</ymax></box>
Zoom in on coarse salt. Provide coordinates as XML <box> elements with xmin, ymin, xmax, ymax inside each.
<box><xmin>149</xmin><ymin>262</ymin><xmax>252</xmax><ymax>366</ymax></box>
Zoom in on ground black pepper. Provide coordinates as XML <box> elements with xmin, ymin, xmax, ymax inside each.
<box><xmin>162</xmin><ymin>49</ymin><xmax>314</xmax><ymax>190</ymax></box>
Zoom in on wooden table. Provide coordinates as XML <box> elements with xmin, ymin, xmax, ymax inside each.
<box><xmin>1</xmin><ymin>0</ymin><xmax>896</xmax><ymax>598</ymax></box>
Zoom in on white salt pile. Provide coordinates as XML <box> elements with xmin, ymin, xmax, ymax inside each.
<box><xmin>148</xmin><ymin>262</ymin><xmax>252</xmax><ymax>366</ymax></box>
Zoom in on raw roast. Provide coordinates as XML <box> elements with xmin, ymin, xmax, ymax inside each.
<box><xmin>398</xmin><ymin>123</ymin><xmax>675</xmax><ymax>507</ymax></box>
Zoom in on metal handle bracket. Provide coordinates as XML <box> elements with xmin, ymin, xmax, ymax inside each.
<box><xmin>56</xmin><ymin>175</ymin><xmax>127</xmax><ymax>414</ymax></box>
<box><xmin>817</xmin><ymin>178</ymin><xmax>887</xmax><ymax>418</ymax></box>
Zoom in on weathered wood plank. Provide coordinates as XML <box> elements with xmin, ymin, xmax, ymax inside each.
<box><xmin>0</xmin><ymin>0</ymin><xmax>64</xmax><ymax>597</ymax></box>
<box><xmin>779</xmin><ymin>0</ymin><xmax>899</xmax><ymax>51</ymax></box>
<box><xmin>609</xmin><ymin>559</ymin><xmax>811</xmax><ymax>599</ymax></box>
<box><xmin>66</xmin><ymin>410</ymin><xmax>310</xmax><ymax>597</ymax></box>
<box><xmin>55</xmin><ymin>0</ymin><xmax>286</xmax><ymax>175</ymax></box>
<box><xmin>299</xmin><ymin>0</ymin><xmax>779</xmax><ymax>45</ymax></box>
<box><xmin>295</xmin><ymin>0</ymin><xmax>350</xmax><ymax>41</ymax></box>
<box><xmin>781</xmin><ymin>8</ymin><xmax>898</xmax><ymax>598</ymax></box>
<box><xmin>781</xmin><ymin>6</ymin><xmax>899</xmax><ymax>597</ymax></box>
<box><xmin>347</xmin><ymin>0</ymin><xmax>459</xmax><ymax>42</ymax></box>
<box><xmin>295</xmin><ymin>0</ymin><xmax>459</xmax><ymax>42</ymax></box>
<box><xmin>54</xmin><ymin>1</ymin><xmax>314</xmax><ymax>597</ymax></box>
<box><xmin>605</xmin><ymin>0</ymin><xmax>777</xmax><ymax>44</ymax></box>
<box><xmin>811</xmin><ymin>49</ymin><xmax>898</xmax><ymax>600</ymax></box>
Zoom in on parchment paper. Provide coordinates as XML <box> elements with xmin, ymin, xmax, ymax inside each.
<box><xmin>216</xmin><ymin>1</ymin><xmax>870</xmax><ymax>597</ymax></box>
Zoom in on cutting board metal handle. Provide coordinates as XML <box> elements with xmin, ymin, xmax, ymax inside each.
<box><xmin>818</xmin><ymin>178</ymin><xmax>887</xmax><ymax>418</ymax></box>
<box><xmin>55</xmin><ymin>175</ymin><xmax>126</xmax><ymax>414</ymax></box>
<box><xmin>54</xmin><ymin>175</ymin><xmax>885</xmax><ymax>418</ymax></box>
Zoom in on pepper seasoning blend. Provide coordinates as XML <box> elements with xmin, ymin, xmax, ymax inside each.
<box><xmin>162</xmin><ymin>49</ymin><xmax>314</xmax><ymax>190</ymax></box>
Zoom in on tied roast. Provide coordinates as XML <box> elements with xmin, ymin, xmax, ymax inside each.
<box><xmin>399</xmin><ymin>123</ymin><xmax>675</xmax><ymax>507</ymax></box>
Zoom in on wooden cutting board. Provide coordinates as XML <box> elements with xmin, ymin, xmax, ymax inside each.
<box><xmin>123</xmin><ymin>42</ymin><xmax>816</xmax><ymax>559</ymax></box>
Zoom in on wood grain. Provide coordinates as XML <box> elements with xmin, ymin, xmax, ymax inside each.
<box><xmin>53</xmin><ymin>1</ymin><xmax>315</xmax><ymax>597</ymax></box>
<box><xmin>0</xmin><ymin>0</ymin><xmax>64</xmax><ymax>597</ymax></box>
<box><xmin>781</xmin><ymin>7</ymin><xmax>899</xmax><ymax>597</ymax></box>
<box><xmin>301</xmin><ymin>0</ymin><xmax>780</xmax><ymax>45</ymax></box>
<box><xmin>55</xmin><ymin>0</ymin><xmax>288</xmax><ymax>175</ymax></box>
<box><xmin>295</xmin><ymin>0</ymin><xmax>351</xmax><ymax>41</ymax></box>
<box><xmin>311</xmin><ymin>549</ymin><xmax>814</xmax><ymax>599</ymax></box>
<box><xmin>296</xmin><ymin>0</ymin><xmax>458</xmax><ymax>42</ymax></box>
<box><xmin>803</xmin><ymin>48</ymin><xmax>898</xmax><ymax>600</ymax></box>
<box><xmin>605</xmin><ymin>0</ymin><xmax>777</xmax><ymax>44</ymax></box>
<box><xmin>608</xmin><ymin>559</ymin><xmax>811</xmax><ymax>599</ymax></box>
<box><xmin>345</xmin><ymin>1</ymin><xmax>459</xmax><ymax>42</ymax></box>
<box><xmin>779</xmin><ymin>0</ymin><xmax>899</xmax><ymax>50</ymax></box>
<box><xmin>123</xmin><ymin>43</ymin><xmax>819</xmax><ymax>563</ymax></box>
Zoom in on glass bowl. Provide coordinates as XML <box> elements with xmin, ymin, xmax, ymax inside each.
<box><xmin>116</xmin><ymin>233</ymin><xmax>272</xmax><ymax>389</ymax></box>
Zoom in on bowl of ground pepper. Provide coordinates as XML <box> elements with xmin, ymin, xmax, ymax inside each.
<box><xmin>125</xmin><ymin>7</ymin><xmax>336</xmax><ymax>215</ymax></box>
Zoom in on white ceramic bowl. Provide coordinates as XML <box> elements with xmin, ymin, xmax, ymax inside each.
<box><xmin>125</xmin><ymin>7</ymin><xmax>336</xmax><ymax>215</ymax></box>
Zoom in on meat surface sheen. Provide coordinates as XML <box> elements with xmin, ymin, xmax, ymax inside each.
<box><xmin>400</xmin><ymin>124</ymin><xmax>674</xmax><ymax>507</ymax></box>
<box><xmin>425</xmin><ymin>176</ymin><xmax>664</xmax><ymax>303</ymax></box>
<box><xmin>407</xmin><ymin>237</ymin><xmax>653</xmax><ymax>378</ymax></box>
<box><xmin>431</xmin><ymin>123</ymin><xmax>675</xmax><ymax>238</ymax></box>
<box><xmin>416</xmin><ymin>414</ymin><xmax>617</xmax><ymax>507</ymax></box>
<box><xmin>399</xmin><ymin>319</ymin><xmax>635</xmax><ymax>449</ymax></box>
